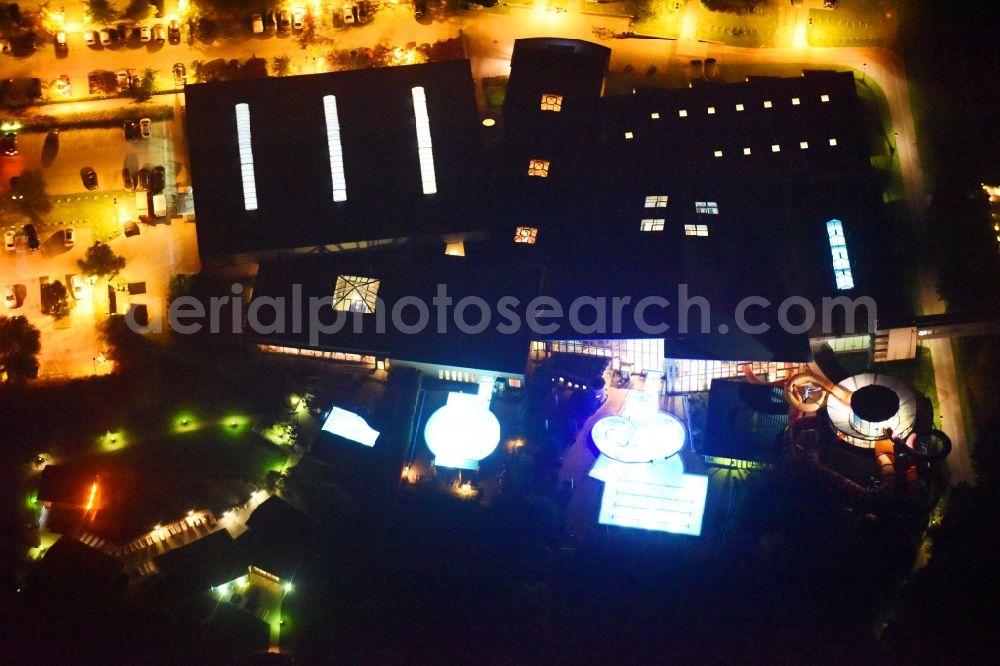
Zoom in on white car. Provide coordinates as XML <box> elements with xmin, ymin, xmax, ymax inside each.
<box><xmin>64</xmin><ymin>227</ymin><xmax>75</xmax><ymax>248</ymax></box>
<box><xmin>84</xmin><ymin>30</ymin><xmax>96</xmax><ymax>46</ymax></box>
<box><xmin>139</xmin><ymin>117</ymin><xmax>152</xmax><ymax>139</ymax></box>
<box><xmin>4</xmin><ymin>229</ymin><xmax>15</xmax><ymax>251</ymax></box>
<box><xmin>3</xmin><ymin>285</ymin><xmax>16</xmax><ymax>308</ymax></box>
<box><xmin>252</xmin><ymin>13</ymin><xmax>264</xmax><ymax>34</ymax></box>
<box><xmin>293</xmin><ymin>7</ymin><xmax>304</xmax><ymax>30</ymax></box>
<box><xmin>99</xmin><ymin>28</ymin><xmax>112</xmax><ymax>46</ymax></box>
<box><xmin>139</xmin><ymin>25</ymin><xmax>151</xmax><ymax>42</ymax></box>
<box><xmin>70</xmin><ymin>274</ymin><xmax>86</xmax><ymax>300</ymax></box>
<box><xmin>342</xmin><ymin>5</ymin><xmax>355</xmax><ymax>24</ymax></box>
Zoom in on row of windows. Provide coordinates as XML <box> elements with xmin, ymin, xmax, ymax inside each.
<box><xmin>638</xmin><ymin>220</ymin><xmax>709</xmax><ymax>236</ymax></box>
<box><xmin>712</xmin><ymin>138</ymin><xmax>837</xmax><ymax>157</ymax></box>
<box><xmin>658</xmin><ymin>94</ymin><xmax>830</xmax><ymax>120</ymax></box>
<box><xmin>257</xmin><ymin>344</ymin><xmax>376</xmax><ymax>365</ymax></box>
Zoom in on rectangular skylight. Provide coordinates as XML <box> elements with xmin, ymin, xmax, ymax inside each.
<box><xmin>826</xmin><ymin>219</ymin><xmax>855</xmax><ymax>290</ymax></box>
<box><xmin>644</xmin><ymin>195</ymin><xmax>669</xmax><ymax>208</ymax></box>
<box><xmin>640</xmin><ymin>219</ymin><xmax>665</xmax><ymax>232</ymax></box>
<box><xmin>322</xmin><ymin>406</ymin><xmax>380</xmax><ymax>447</ymax></box>
<box><xmin>695</xmin><ymin>201</ymin><xmax>719</xmax><ymax>215</ymax></box>
<box><xmin>411</xmin><ymin>86</ymin><xmax>437</xmax><ymax>195</ymax></box>
<box><xmin>684</xmin><ymin>224</ymin><xmax>708</xmax><ymax>237</ymax></box>
<box><xmin>322</xmin><ymin>95</ymin><xmax>347</xmax><ymax>202</ymax></box>
<box><xmin>234</xmin><ymin>103</ymin><xmax>257</xmax><ymax>211</ymax></box>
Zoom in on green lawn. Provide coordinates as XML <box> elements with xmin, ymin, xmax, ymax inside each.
<box><xmin>71</xmin><ymin>425</ymin><xmax>288</xmax><ymax>540</ymax></box>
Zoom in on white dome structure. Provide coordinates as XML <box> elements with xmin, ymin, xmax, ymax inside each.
<box><xmin>424</xmin><ymin>392</ymin><xmax>501</xmax><ymax>470</ymax></box>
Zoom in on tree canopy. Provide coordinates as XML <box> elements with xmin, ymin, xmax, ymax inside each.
<box><xmin>77</xmin><ymin>241</ymin><xmax>126</xmax><ymax>279</ymax></box>
<box><xmin>85</xmin><ymin>0</ymin><xmax>117</xmax><ymax>24</ymax></box>
<box><xmin>0</xmin><ymin>315</ymin><xmax>41</xmax><ymax>383</ymax></box>
<box><xmin>42</xmin><ymin>280</ymin><xmax>70</xmax><ymax>320</ymax></box>
<box><xmin>2</xmin><ymin>170</ymin><xmax>52</xmax><ymax>221</ymax></box>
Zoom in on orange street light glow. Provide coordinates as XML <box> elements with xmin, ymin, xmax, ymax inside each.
<box><xmin>85</xmin><ymin>481</ymin><xmax>99</xmax><ymax>511</ymax></box>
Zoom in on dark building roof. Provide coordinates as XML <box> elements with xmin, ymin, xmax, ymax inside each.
<box><xmin>185</xmin><ymin>60</ymin><xmax>484</xmax><ymax>262</ymax></box>
<box><xmin>37</xmin><ymin>465</ymin><xmax>93</xmax><ymax>506</ymax></box>
<box><xmin>247</xmin><ymin>246</ymin><xmax>544</xmax><ymax>375</ymax></box>
<box><xmin>32</xmin><ymin>536</ymin><xmax>122</xmax><ymax>591</ymax></box>
<box><xmin>701</xmin><ymin>379</ymin><xmax>790</xmax><ymax>462</ymax></box>
<box><xmin>155</xmin><ymin>529</ymin><xmax>246</xmax><ymax>594</ymax></box>
<box><xmin>239</xmin><ymin>497</ymin><xmax>313</xmax><ymax>581</ymax></box>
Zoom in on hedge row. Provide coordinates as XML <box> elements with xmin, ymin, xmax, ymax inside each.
<box><xmin>5</xmin><ymin>105</ymin><xmax>175</xmax><ymax>133</ymax></box>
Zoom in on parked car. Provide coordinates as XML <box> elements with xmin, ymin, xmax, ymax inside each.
<box><xmin>139</xmin><ymin>117</ymin><xmax>152</xmax><ymax>139</ymax></box>
<box><xmin>55</xmin><ymin>31</ymin><xmax>67</xmax><ymax>52</ymax></box>
<box><xmin>138</xmin><ymin>25</ymin><xmax>151</xmax><ymax>42</ymax></box>
<box><xmin>85</xmin><ymin>30</ymin><xmax>96</xmax><ymax>46</ymax></box>
<box><xmin>99</xmin><ymin>28</ymin><xmax>112</xmax><ymax>46</ymax></box>
<box><xmin>24</xmin><ymin>224</ymin><xmax>39</xmax><ymax>250</ymax></box>
<box><xmin>70</xmin><ymin>274</ymin><xmax>86</xmax><ymax>300</ymax></box>
<box><xmin>123</xmin><ymin>120</ymin><xmax>138</xmax><ymax>141</ymax></box>
<box><xmin>251</xmin><ymin>13</ymin><xmax>264</xmax><ymax>34</ymax></box>
<box><xmin>81</xmin><ymin>166</ymin><xmax>98</xmax><ymax>190</ymax></box>
<box><xmin>152</xmin><ymin>165</ymin><xmax>166</xmax><ymax>194</ymax></box>
<box><xmin>168</xmin><ymin>19</ymin><xmax>181</xmax><ymax>43</ymax></box>
<box><xmin>2</xmin><ymin>132</ymin><xmax>16</xmax><ymax>156</ymax></box>
<box><xmin>414</xmin><ymin>0</ymin><xmax>427</xmax><ymax>18</ymax></box>
<box><xmin>122</xmin><ymin>167</ymin><xmax>134</xmax><ymax>190</ymax></box>
<box><xmin>116</xmin><ymin>70</ymin><xmax>130</xmax><ymax>92</ymax></box>
<box><xmin>279</xmin><ymin>10</ymin><xmax>291</xmax><ymax>33</ymax></box>
<box><xmin>152</xmin><ymin>24</ymin><xmax>165</xmax><ymax>42</ymax></box>
<box><xmin>3</xmin><ymin>285</ymin><xmax>15</xmax><ymax>308</ymax></box>
<box><xmin>172</xmin><ymin>62</ymin><xmax>186</xmax><ymax>88</ymax></box>
<box><xmin>63</xmin><ymin>227</ymin><xmax>75</xmax><ymax>248</ymax></box>
<box><xmin>137</xmin><ymin>168</ymin><xmax>150</xmax><ymax>191</ymax></box>
<box><xmin>4</xmin><ymin>229</ymin><xmax>15</xmax><ymax>252</ymax></box>
<box><xmin>357</xmin><ymin>2</ymin><xmax>369</xmax><ymax>22</ymax></box>
<box><xmin>116</xmin><ymin>24</ymin><xmax>129</xmax><ymax>41</ymax></box>
<box><xmin>342</xmin><ymin>5</ymin><xmax>355</xmax><ymax>24</ymax></box>
<box><xmin>293</xmin><ymin>7</ymin><xmax>304</xmax><ymax>30</ymax></box>
<box><xmin>266</xmin><ymin>11</ymin><xmax>278</xmax><ymax>33</ymax></box>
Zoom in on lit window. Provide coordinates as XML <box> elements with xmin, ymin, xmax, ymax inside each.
<box><xmin>743</xmin><ymin>147</ymin><xmax>751</xmax><ymax>155</ymax></box>
<box><xmin>707</xmin><ymin>106</ymin><xmax>716</xmax><ymax>115</ymax></box>
<box><xmin>411</xmin><ymin>87</ymin><xmax>437</xmax><ymax>194</ymax></box>
<box><xmin>829</xmin><ymin>138</ymin><xmax>838</xmax><ymax>146</ymax></box>
<box><xmin>826</xmin><ymin>219</ymin><xmax>854</xmax><ymax>290</ymax></box>
<box><xmin>644</xmin><ymin>195</ymin><xmax>669</xmax><ymax>208</ymax></box>
<box><xmin>771</xmin><ymin>144</ymin><xmax>780</xmax><ymax>152</ymax></box>
<box><xmin>333</xmin><ymin>275</ymin><xmax>380</xmax><ymax>313</ymax></box>
<box><xmin>625</xmin><ymin>131</ymin><xmax>634</xmax><ymax>140</ymax></box>
<box><xmin>695</xmin><ymin>201</ymin><xmax>719</xmax><ymax>215</ymax></box>
<box><xmin>514</xmin><ymin>226</ymin><xmax>538</xmax><ymax>244</ymax></box>
<box><xmin>684</xmin><ymin>224</ymin><xmax>709</xmax><ymax>237</ymax></box>
<box><xmin>821</xmin><ymin>94</ymin><xmax>830</xmax><ymax>102</ymax></box>
<box><xmin>800</xmin><ymin>141</ymin><xmax>809</xmax><ymax>150</ymax></box>
<box><xmin>713</xmin><ymin>149</ymin><xmax>723</xmax><ymax>158</ymax></box>
<box><xmin>528</xmin><ymin>159</ymin><xmax>550</xmax><ymax>178</ymax></box>
<box><xmin>540</xmin><ymin>93</ymin><xmax>563</xmax><ymax>112</ymax></box>
<box><xmin>650</xmin><ymin>112</ymin><xmax>660</xmax><ymax>119</ymax></box>
<box><xmin>508</xmin><ymin>378</ymin><xmax>522</xmax><ymax>388</ymax></box>
<box><xmin>678</xmin><ymin>109</ymin><xmax>687</xmax><ymax>117</ymax></box>
<box><xmin>234</xmin><ymin>103</ymin><xmax>257</xmax><ymax>211</ymax></box>
<box><xmin>763</xmin><ymin>100</ymin><xmax>772</xmax><ymax>108</ymax></box>
<box><xmin>792</xmin><ymin>97</ymin><xmax>800</xmax><ymax>105</ymax></box>
<box><xmin>640</xmin><ymin>219</ymin><xmax>665</xmax><ymax>232</ymax></box>
<box><xmin>322</xmin><ymin>95</ymin><xmax>347</xmax><ymax>202</ymax></box>
<box><xmin>735</xmin><ymin>103</ymin><xmax>744</xmax><ymax>111</ymax></box>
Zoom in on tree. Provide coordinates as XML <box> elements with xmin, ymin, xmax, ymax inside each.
<box><xmin>122</xmin><ymin>0</ymin><xmax>153</xmax><ymax>21</ymax></box>
<box><xmin>77</xmin><ymin>241</ymin><xmax>126</xmax><ymax>279</ymax></box>
<box><xmin>85</xmin><ymin>0</ymin><xmax>117</xmax><ymax>23</ymax></box>
<box><xmin>134</xmin><ymin>68</ymin><xmax>157</xmax><ymax>101</ymax></box>
<box><xmin>0</xmin><ymin>315</ymin><xmax>41</xmax><ymax>383</ymax></box>
<box><xmin>3</xmin><ymin>170</ymin><xmax>52</xmax><ymax>221</ymax></box>
<box><xmin>271</xmin><ymin>55</ymin><xmax>291</xmax><ymax>77</ymax></box>
<box><xmin>42</xmin><ymin>280</ymin><xmax>70</xmax><ymax>319</ymax></box>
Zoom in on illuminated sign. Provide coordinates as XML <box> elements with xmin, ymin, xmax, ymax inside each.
<box><xmin>322</xmin><ymin>406</ymin><xmax>380</xmax><ymax>447</ymax></box>
<box><xmin>424</xmin><ymin>392</ymin><xmax>500</xmax><ymax>470</ymax></box>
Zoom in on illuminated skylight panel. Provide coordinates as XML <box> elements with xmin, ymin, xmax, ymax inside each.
<box><xmin>771</xmin><ymin>144</ymin><xmax>781</xmax><ymax>152</ymax></box>
<box><xmin>322</xmin><ymin>406</ymin><xmax>380</xmax><ymax>447</ymax></box>
<box><xmin>829</xmin><ymin>137</ymin><xmax>838</xmax><ymax>146</ymax></box>
<box><xmin>333</xmin><ymin>275</ymin><xmax>380</xmax><ymax>313</ymax></box>
<box><xmin>707</xmin><ymin>106</ymin><xmax>716</xmax><ymax>115</ymax></box>
<box><xmin>743</xmin><ymin>147</ymin><xmax>751</xmax><ymax>155</ymax></box>
<box><xmin>826</xmin><ymin>219</ymin><xmax>855</xmax><ymax>290</ymax></box>
<box><xmin>800</xmin><ymin>140</ymin><xmax>809</xmax><ymax>149</ymax></box>
<box><xmin>695</xmin><ymin>201</ymin><xmax>719</xmax><ymax>215</ymax></box>
<box><xmin>713</xmin><ymin>149</ymin><xmax>723</xmax><ymax>158</ymax></box>
<box><xmin>597</xmin><ymin>475</ymin><xmax>708</xmax><ymax>536</ymax></box>
<box><xmin>678</xmin><ymin>109</ymin><xmax>688</xmax><ymax>117</ymax></box>
<box><xmin>322</xmin><ymin>95</ymin><xmax>347</xmax><ymax>202</ymax></box>
<box><xmin>644</xmin><ymin>195</ymin><xmax>669</xmax><ymax>208</ymax></box>
<box><xmin>735</xmin><ymin>103</ymin><xmax>745</xmax><ymax>111</ymax></box>
<box><xmin>763</xmin><ymin>100</ymin><xmax>773</xmax><ymax>109</ymax></box>
<box><xmin>528</xmin><ymin>159</ymin><xmax>550</xmax><ymax>178</ymax></box>
<box><xmin>640</xmin><ymin>219</ymin><xmax>665</xmax><ymax>232</ymax></box>
<box><xmin>514</xmin><ymin>226</ymin><xmax>538</xmax><ymax>244</ymax></box>
<box><xmin>625</xmin><ymin>131</ymin><xmax>634</xmax><ymax>140</ymax></box>
<box><xmin>821</xmin><ymin>94</ymin><xmax>830</xmax><ymax>102</ymax></box>
<box><xmin>234</xmin><ymin>103</ymin><xmax>257</xmax><ymax>211</ymax></box>
<box><xmin>411</xmin><ymin>86</ymin><xmax>437</xmax><ymax>195</ymax></box>
<box><xmin>650</xmin><ymin>111</ymin><xmax>660</xmax><ymax>119</ymax></box>
<box><xmin>540</xmin><ymin>93</ymin><xmax>563</xmax><ymax>112</ymax></box>
<box><xmin>684</xmin><ymin>224</ymin><xmax>708</xmax><ymax>237</ymax></box>
<box><xmin>792</xmin><ymin>97</ymin><xmax>801</xmax><ymax>105</ymax></box>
